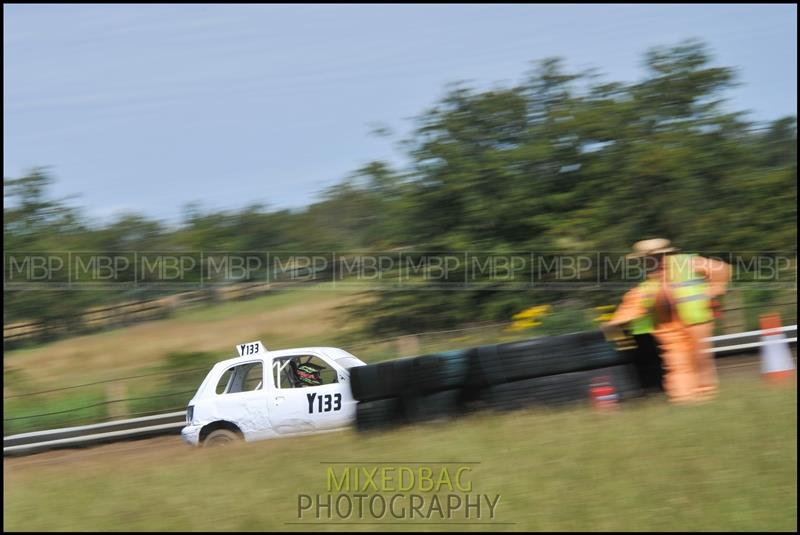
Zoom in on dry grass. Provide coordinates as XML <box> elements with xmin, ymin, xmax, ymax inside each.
<box><xmin>4</xmin><ymin>285</ymin><xmax>366</xmax><ymax>390</ymax></box>
<box><xmin>4</xmin><ymin>377</ymin><xmax>796</xmax><ymax>531</ymax></box>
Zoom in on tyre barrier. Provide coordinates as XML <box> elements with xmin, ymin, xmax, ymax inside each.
<box><xmin>355</xmin><ymin>398</ymin><xmax>404</xmax><ymax>432</ymax></box>
<box><xmin>350</xmin><ymin>349</ymin><xmax>474</xmax><ymax>401</ymax></box>
<box><xmin>355</xmin><ymin>389</ymin><xmax>465</xmax><ymax>431</ymax></box>
<box><xmin>466</xmin><ymin>330</ymin><xmax>632</xmax><ymax>389</ymax></box>
<box><xmin>350</xmin><ymin>356</ymin><xmax>418</xmax><ymax>402</ymax></box>
<box><xmin>412</xmin><ymin>349</ymin><xmax>472</xmax><ymax>393</ymax></box>
<box><xmin>352</xmin><ymin>330</ymin><xmax>646</xmax><ymax>431</ymax></box>
<box><xmin>469</xmin><ymin>364</ymin><xmax>642</xmax><ymax>413</ymax></box>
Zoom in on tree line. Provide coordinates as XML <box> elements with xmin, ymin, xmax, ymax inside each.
<box><xmin>4</xmin><ymin>40</ymin><xmax>796</xmax><ymax>337</ymax></box>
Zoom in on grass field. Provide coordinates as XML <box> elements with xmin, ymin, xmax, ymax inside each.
<box><xmin>3</xmin><ymin>284</ymin><xmax>544</xmax><ymax>434</ymax></box>
<box><xmin>3</xmin><ymin>285</ymin><xmax>367</xmax><ymax>390</ymax></box>
<box><xmin>4</xmin><ymin>376</ymin><xmax>796</xmax><ymax>532</ymax></box>
<box><xmin>3</xmin><ymin>285</ymin><xmax>370</xmax><ymax>434</ymax></box>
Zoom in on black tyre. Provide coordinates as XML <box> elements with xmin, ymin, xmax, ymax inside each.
<box><xmin>473</xmin><ymin>364</ymin><xmax>643</xmax><ymax>412</ymax></box>
<box><xmin>465</xmin><ymin>331</ymin><xmax>631</xmax><ymax>388</ymax></box>
<box><xmin>350</xmin><ymin>357</ymin><xmax>416</xmax><ymax>402</ymax></box>
<box><xmin>411</xmin><ymin>349</ymin><xmax>472</xmax><ymax>393</ymax></box>
<box><xmin>355</xmin><ymin>398</ymin><xmax>404</xmax><ymax>431</ymax></box>
<box><xmin>404</xmin><ymin>389</ymin><xmax>463</xmax><ymax>423</ymax></box>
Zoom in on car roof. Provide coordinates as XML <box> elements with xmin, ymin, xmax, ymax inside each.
<box><xmin>211</xmin><ymin>347</ymin><xmax>352</xmax><ymax>369</ymax></box>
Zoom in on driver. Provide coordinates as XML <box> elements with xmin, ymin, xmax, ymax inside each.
<box><xmin>294</xmin><ymin>361</ymin><xmax>324</xmax><ymax>387</ymax></box>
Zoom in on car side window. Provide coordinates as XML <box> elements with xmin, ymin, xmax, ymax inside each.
<box><xmin>273</xmin><ymin>355</ymin><xmax>338</xmax><ymax>389</ymax></box>
<box><xmin>216</xmin><ymin>362</ymin><xmax>263</xmax><ymax>395</ymax></box>
<box><xmin>216</xmin><ymin>367</ymin><xmax>234</xmax><ymax>394</ymax></box>
<box><xmin>242</xmin><ymin>363</ymin><xmax>263</xmax><ymax>391</ymax></box>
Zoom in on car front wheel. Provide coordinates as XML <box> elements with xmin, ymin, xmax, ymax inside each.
<box><xmin>202</xmin><ymin>428</ymin><xmax>241</xmax><ymax>447</ymax></box>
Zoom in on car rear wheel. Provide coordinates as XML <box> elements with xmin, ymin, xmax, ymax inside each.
<box><xmin>202</xmin><ymin>428</ymin><xmax>240</xmax><ymax>447</ymax></box>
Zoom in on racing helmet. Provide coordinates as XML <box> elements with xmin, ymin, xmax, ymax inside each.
<box><xmin>294</xmin><ymin>362</ymin><xmax>324</xmax><ymax>386</ymax></box>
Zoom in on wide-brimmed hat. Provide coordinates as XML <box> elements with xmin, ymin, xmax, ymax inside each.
<box><xmin>627</xmin><ymin>238</ymin><xmax>679</xmax><ymax>258</ymax></box>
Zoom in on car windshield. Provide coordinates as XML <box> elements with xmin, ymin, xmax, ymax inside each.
<box><xmin>322</xmin><ymin>348</ymin><xmax>365</xmax><ymax>369</ymax></box>
<box><xmin>335</xmin><ymin>356</ymin><xmax>365</xmax><ymax>369</ymax></box>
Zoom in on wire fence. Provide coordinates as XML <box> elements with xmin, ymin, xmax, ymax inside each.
<box><xmin>7</xmin><ymin>299</ymin><xmax>796</xmax><ymax>403</ymax></box>
<box><xmin>3</xmin><ymin>367</ymin><xmax>211</xmax><ymax>400</ymax></box>
<box><xmin>4</xmin><ymin>391</ymin><xmax>196</xmax><ymax>422</ymax></box>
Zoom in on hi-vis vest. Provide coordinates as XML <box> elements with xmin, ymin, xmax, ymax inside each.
<box><xmin>629</xmin><ymin>253</ymin><xmax>713</xmax><ymax>334</ymax></box>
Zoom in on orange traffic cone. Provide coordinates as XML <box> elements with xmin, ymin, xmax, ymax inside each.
<box><xmin>759</xmin><ymin>314</ymin><xmax>796</xmax><ymax>384</ymax></box>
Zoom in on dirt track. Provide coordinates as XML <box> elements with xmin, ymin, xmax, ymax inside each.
<box><xmin>4</xmin><ymin>435</ymin><xmax>187</xmax><ymax>471</ymax></box>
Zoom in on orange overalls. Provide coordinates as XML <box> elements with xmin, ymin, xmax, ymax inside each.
<box><xmin>611</xmin><ymin>256</ymin><xmax>730</xmax><ymax>403</ymax></box>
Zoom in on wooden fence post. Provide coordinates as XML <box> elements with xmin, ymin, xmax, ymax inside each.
<box><xmin>720</xmin><ymin>288</ymin><xmax>746</xmax><ymax>334</ymax></box>
<box><xmin>106</xmin><ymin>383</ymin><xmax>129</xmax><ymax>420</ymax></box>
<box><xmin>396</xmin><ymin>335</ymin><xmax>421</xmax><ymax>358</ymax></box>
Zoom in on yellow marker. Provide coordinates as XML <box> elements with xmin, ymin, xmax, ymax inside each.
<box><xmin>512</xmin><ymin>305</ymin><xmax>552</xmax><ymax>320</ymax></box>
<box><xmin>508</xmin><ymin>305</ymin><xmax>551</xmax><ymax>331</ymax></box>
<box><xmin>593</xmin><ymin>305</ymin><xmax>616</xmax><ymax>323</ymax></box>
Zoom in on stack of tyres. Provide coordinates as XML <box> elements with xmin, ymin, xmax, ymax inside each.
<box><xmin>352</xmin><ymin>350</ymin><xmax>472</xmax><ymax>431</ymax></box>
<box><xmin>351</xmin><ymin>356</ymin><xmax>412</xmax><ymax>431</ymax></box>
<box><xmin>351</xmin><ymin>330</ymin><xmax>646</xmax><ymax>431</ymax></box>
<box><xmin>465</xmin><ymin>331</ymin><xmax>630</xmax><ymax>389</ymax></box>
<box><xmin>354</xmin><ymin>398</ymin><xmax>404</xmax><ymax>431</ymax></box>
<box><xmin>464</xmin><ymin>331</ymin><xmax>641</xmax><ymax>411</ymax></box>
<box><xmin>350</xmin><ymin>356</ymin><xmax>417</xmax><ymax>402</ymax></box>
<box><xmin>473</xmin><ymin>364</ymin><xmax>641</xmax><ymax>412</ymax></box>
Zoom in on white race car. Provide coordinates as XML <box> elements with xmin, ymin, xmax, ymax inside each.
<box><xmin>181</xmin><ymin>341</ymin><xmax>366</xmax><ymax>447</ymax></box>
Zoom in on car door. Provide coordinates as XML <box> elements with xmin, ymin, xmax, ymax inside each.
<box><xmin>267</xmin><ymin>351</ymin><xmax>354</xmax><ymax>434</ymax></box>
<box><xmin>209</xmin><ymin>359</ymin><xmax>273</xmax><ymax>441</ymax></box>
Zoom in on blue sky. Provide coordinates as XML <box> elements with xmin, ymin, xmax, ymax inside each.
<box><xmin>4</xmin><ymin>4</ymin><xmax>797</xmax><ymax>224</ymax></box>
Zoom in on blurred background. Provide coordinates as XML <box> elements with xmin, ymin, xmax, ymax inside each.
<box><xmin>3</xmin><ymin>4</ymin><xmax>797</xmax><ymax>532</ymax></box>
